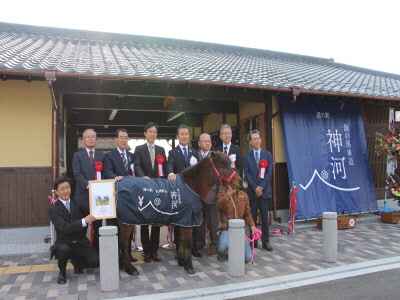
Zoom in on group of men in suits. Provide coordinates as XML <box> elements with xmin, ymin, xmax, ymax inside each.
<box><xmin>49</xmin><ymin>122</ymin><xmax>273</xmax><ymax>284</ymax></box>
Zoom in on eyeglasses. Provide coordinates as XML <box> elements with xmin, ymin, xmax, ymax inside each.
<box><xmin>146</xmin><ymin>130</ymin><xmax>157</xmax><ymax>134</ymax></box>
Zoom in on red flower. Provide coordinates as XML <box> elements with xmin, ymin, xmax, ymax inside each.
<box><xmin>156</xmin><ymin>155</ymin><xmax>164</xmax><ymax>164</ymax></box>
<box><xmin>95</xmin><ymin>161</ymin><xmax>103</xmax><ymax>172</ymax></box>
<box><xmin>260</xmin><ymin>160</ymin><xmax>268</xmax><ymax>168</ymax></box>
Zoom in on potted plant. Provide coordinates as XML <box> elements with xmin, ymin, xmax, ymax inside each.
<box><xmin>375</xmin><ymin>122</ymin><xmax>400</xmax><ymax>223</ymax></box>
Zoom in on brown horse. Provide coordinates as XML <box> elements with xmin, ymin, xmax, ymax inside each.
<box><xmin>117</xmin><ymin>151</ymin><xmax>241</xmax><ymax>275</ymax></box>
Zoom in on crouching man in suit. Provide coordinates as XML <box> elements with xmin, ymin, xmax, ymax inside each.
<box><xmin>49</xmin><ymin>177</ymin><xmax>99</xmax><ymax>285</ymax></box>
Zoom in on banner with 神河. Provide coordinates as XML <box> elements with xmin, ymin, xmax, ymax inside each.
<box><xmin>279</xmin><ymin>94</ymin><xmax>377</xmax><ymax>219</ymax></box>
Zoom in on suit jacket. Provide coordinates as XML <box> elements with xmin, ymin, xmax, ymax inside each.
<box><xmin>198</xmin><ymin>150</ymin><xmax>219</xmax><ymax>204</ymax></box>
<box><xmin>244</xmin><ymin>148</ymin><xmax>273</xmax><ymax>199</ymax></box>
<box><xmin>133</xmin><ymin>143</ymin><xmax>167</xmax><ymax>179</ymax></box>
<box><xmin>72</xmin><ymin>149</ymin><xmax>105</xmax><ymax>206</ymax></box>
<box><xmin>166</xmin><ymin>145</ymin><xmax>198</xmax><ymax>175</ymax></box>
<box><xmin>103</xmin><ymin>148</ymin><xmax>134</xmax><ymax>179</ymax></box>
<box><xmin>49</xmin><ymin>198</ymin><xmax>91</xmax><ymax>256</ymax></box>
<box><xmin>217</xmin><ymin>143</ymin><xmax>243</xmax><ymax>179</ymax></box>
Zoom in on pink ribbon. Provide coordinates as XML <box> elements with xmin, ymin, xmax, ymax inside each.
<box><xmin>245</xmin><ymin>228</ymin><xmax>262</xmax><ymax>264</ymax></box>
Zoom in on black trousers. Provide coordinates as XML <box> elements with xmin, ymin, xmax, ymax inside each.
<box><xmin>174</xmin><ymin>225</ymin><xmax>197</xmax><ymax>254</ymax></box>
<box><xmin>250</xmin><ymin>196</ymin><xmax>271</xmax><ymax>244</ymax></box>
<box><xmin>140</xmin><ymin>225</ymin><xmax>161</xmax><ymax>255</ymax></box>
<box><xmin>91</xmin><ymin>219</ymin><xmax>102</xmax><ymax>252</ymax></box>
<box><xmin>196</xmin><ymin>204</ymin><xmax>219</xmax><ymax>250</ymax></box>
<box><xmin>56</xmin><ymin>243</ymin><xmax>99</xmax><ymax>276</ymax></box>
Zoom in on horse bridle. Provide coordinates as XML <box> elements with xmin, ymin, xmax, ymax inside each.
<box><xmin>210</xmin><ymin>159</ymin><xmax>237</xmax><ymax>186</ymax></box>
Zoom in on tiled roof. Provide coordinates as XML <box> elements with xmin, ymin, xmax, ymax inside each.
<box><xmin>1</xmin><ymin>22</ymin><xmax>400</xmax><ymax>99</ymax></box>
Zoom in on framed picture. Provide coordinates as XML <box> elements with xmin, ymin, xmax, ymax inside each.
<box><xmin>88</xmin><ymin>179</ymin><xmax>116</xmax><ymax>219</ymax></box>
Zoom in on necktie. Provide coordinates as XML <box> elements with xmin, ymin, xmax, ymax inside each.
<box><xmin>89</xmin><ymin>150</ymin><xmax>94</xmax><ymax>165</ymax></box>
<box><xmin>149</xmin><ymin>145</ymin><xmax>155</xmax><ymax>168</ymax></box>
<box><xmin>255</xmin><ymin>151</ymin><xmax>259</xmax><ymax>169</ymax></box>
<box><xmin>183</xmin><ymin>147</ymin><xmax>189</xmax><ymax>166</ymax></box>
<box><xmin>121</xmin><ymin>152</ymin><xmax>128</xmax><ymax>172</ymax></box>
<box><xmin>66</xmin><ymin>201</ymin><xmax>70</xmax><ymax>213</ymax></box>
<box><xmin>224</xmin><ymin>146</ymin><xmax>228</xmax><ymax>154</ymax></box>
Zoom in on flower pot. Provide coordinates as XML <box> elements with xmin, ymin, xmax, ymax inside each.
<box><xmin>381</xmin><ymin>212</ymin><xmax>400</xmax><ymax>224</ymax></box>
<box><xmin>316</xmin><ymin>216</ymin><xmax>356</xmax><ymax>229</ymax></box>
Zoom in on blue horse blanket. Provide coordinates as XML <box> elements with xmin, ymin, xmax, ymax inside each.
<box><xmin>116</xmin><ymin>175</ymin><xmax>203</xmax><ymax>227</ymax></box>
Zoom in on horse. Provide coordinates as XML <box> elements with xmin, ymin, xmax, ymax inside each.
<box><xmin>116</xmin><ymin>151</ymin><xmax>241</xmax><ymax>275</ymax></box>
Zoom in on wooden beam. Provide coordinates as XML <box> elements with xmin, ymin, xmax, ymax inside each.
<box><xmin>68</xmin><ymin>110</ymin><xmax>203</xmax><ymax>127</ymax></box>
<box><xmin>63</xmin><ymin>94</ymin><xmax>238</xmax><ymax>114</ymax></box>
<box><xmin>57</xmin><ymin>78</ymin><xmax>266</xmax><ymax>102</ymax></box>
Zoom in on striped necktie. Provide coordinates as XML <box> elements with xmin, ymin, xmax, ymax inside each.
<box><xmin>183</xmin><ymin>147</ymin><xmax>189</xmax><ymax>166</ymax></box>
<box><xmin>121</xmin><ymin>152</ymin><xmax>128</xmax><ymax>172</ymax></box>
<box><xmin>89</xmin><ymin>150</ymin><xmax>94</xmax><ymax>165</ymax></box>
<box><xmin>149</xmin><ymin>145</ymin><xmax>155</xmax><ymax>168</ymax></box>
<box><xmin>255</xmin><ymin>151</ymin><xmax>259</xmax><ymax>170</ymax></box>
<box><xmin>66</xmin><ymin>201</ymin><xmax>70</xmax><ymax>213</ymax></box>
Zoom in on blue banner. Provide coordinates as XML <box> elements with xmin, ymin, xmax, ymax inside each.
<box><xmin>279</xmin><ymin>95</ymin><xmax>377</xmax><ymax>219</ymax></box>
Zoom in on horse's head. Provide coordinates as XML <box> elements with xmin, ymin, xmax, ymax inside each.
<box><xmin>210</xmin><ymin>151</ymin><xmax>242</xmax><ymax>188</ymax></box>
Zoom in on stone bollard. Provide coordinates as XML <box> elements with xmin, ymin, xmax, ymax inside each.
<box><xmin>322</xmin><ymin>212</ymin><xmax>337</xmax><ymax>263</ymax></box>
<box><xmin>228</xmin><ymin>219</ymin><xmax>245</xmax><ymax>277</ymax></box>
<box><xmin>99</xmin><ymin>226</ymin><xmax>119</xmax><ymax>292</ymax></box>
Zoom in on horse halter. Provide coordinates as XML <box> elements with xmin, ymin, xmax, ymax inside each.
<box><xmin>210</xmin><ymin>159</ymin><xmax>237</xmax><ymax>186</ymax></box>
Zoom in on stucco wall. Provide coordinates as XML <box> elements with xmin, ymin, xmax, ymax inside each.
<box><xmin>0</xmin><ymin>80</ymin><xmax>52</xmax><ymax>167</ymax></box>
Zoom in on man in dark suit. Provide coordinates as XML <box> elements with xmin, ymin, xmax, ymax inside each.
<box><xmin>103</xmin><ymin>128</ymin><xmax>138</xmax><ymax>265</ymax></box>
<box><xmin>49</xmin><ymin>177</ymin><xmax>99</xmax><ymax>285</ymax></box>
<box><xmin>217</xmin><ymin>124</ymin><xmax>244</xmax><ymax>179</ymax></box>
<box><xmin>244</xmin><ymin>129</ymin><xmax>273</xmax><ymax>251</ymax></box>
<box><xmin>72</xmin><ymin>128</ymin><xmax>105</xmax><ymax>251</ymax></box>
<box><xmin>166</xmin><ymin>124</ymin><xmax>201</xmax><ymax>258</ymax></box>
<box><xmin>196</xmin><ymin>133</ymin><xmax>220</xmax><ymax>256</ymax></box>
<box><xmin>133</xmin><ymin>122</ymin><xmax>166</xmax><ymax>263</ymax></box>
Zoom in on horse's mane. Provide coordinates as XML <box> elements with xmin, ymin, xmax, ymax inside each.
<box><xmin>181</xmin><ymin>152</ymin><xmax>230</xmax><ymax>200</ymax></box>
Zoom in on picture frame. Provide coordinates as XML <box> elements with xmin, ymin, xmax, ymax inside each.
<box><xmin>88</xmin><ymin>179</ymin><xmax>116</xmax><ymax>219</ymax></box>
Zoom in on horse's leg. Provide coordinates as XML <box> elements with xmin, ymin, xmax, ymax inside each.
<box><xmin>117</xmin><ymin>221</ymin><xmax>139</xmax><ymax>276</ymax></box>
<box><xmin>180</xmin><ymin>227</ymin><xmax>195</xmax><ymax>274</ymax></box>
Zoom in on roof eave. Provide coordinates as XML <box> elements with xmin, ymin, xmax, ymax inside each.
<box><xmin>1</xmin><ymin>69</ymin><xmax>399</xmax><ymax>102</ymax></box>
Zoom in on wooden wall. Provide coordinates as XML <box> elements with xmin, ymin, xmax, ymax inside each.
<box><xmin>361</xmin><ymin>103</ymin><xmax>389</xmax><ymax>199</ymax></box>
<box><xmin>0</xmin><ymin>167</ymin><xmax>52</xmax><ymax>227</ymax></box>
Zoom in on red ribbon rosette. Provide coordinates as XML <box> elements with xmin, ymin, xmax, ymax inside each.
<box><xmin>95</xmin><ymin>161</ymin><xmax>103</xmax><ymax>180</ymax></box>
<box><xmin>95</xmin><ymin>161</ymin><xmax>103</xmax><ymax>172</ymax></box>
<box><xmin>156</xmin><ymin>155</ymin><xmax>165</xmax><ymax>177</ymax></box>
<box><xmin>258</xmin><ymin>160</ymin><xmax>268</xmax><ymax>178</ymax></box>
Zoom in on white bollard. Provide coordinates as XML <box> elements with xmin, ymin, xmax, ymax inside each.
<box><xmin>99</xmin><ymin>226</ymin><xmax>119</xmax><ymax>292</ymax></box>
<box><xmin>322</xmin><ymin>212</ymin><xmax>337</xmax><ymax>263</ymax></box>
<box><xmin>228</xmin><ymin>219</ymin><xmax>245</xmax><ymax>277</ymax></box>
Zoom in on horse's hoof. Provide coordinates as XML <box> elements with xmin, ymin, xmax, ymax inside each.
<box><xmin>184</xmin><ymin>267</ymin><xmax>195</xmax><ymax>274</ymax></box>
<box><xmin>126</xmin><ymin>267</ymin><xmax>139</xmax><ymax>276</ymax></box>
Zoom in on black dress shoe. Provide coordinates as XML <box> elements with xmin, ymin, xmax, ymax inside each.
<box><xmin>143</xmin><ymin>255</ymin><xmax>151</xmax><ymax>263</ymax></box>
<box><xmin>192</xmin><ymin>249</ymin><xmax>202</xmax><ymax>257</ymax></box>
<box><xmin>263</xmin><ymin>242</ymin><xmax>273</xmax><ymax>251</ymax></box>
<box><xmin>151</xmin><ymin>253</ymin><xmax>162</xmax><ymax>262</ymax></box>
<box><xmin>57</xmin><ymin>272</ymin><xmax>67</xmax><ymax>285</ymax></box>
<box><xmin>74</xmin><ymin>267</ymin><xmax>83</xmax><ymax>274</ymax></box>
<box><xmin>129</xmin><ymin>254</ymin><xmax>138</xmax><ymax>262</ymax></box>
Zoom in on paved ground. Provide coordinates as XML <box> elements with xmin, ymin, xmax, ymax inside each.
<box><xmin>0</xmin><ymin>216</ymin><xmax>399</xmax><ymax>299</ymax></box>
